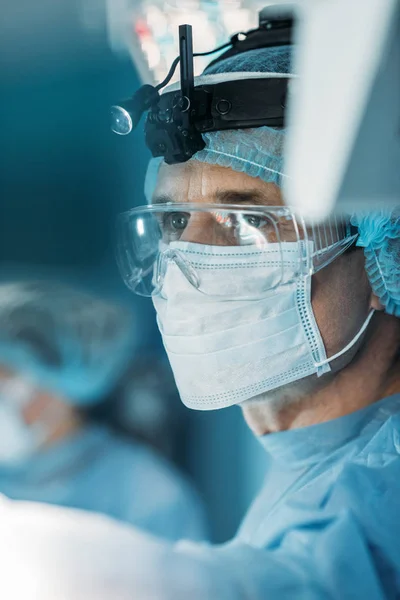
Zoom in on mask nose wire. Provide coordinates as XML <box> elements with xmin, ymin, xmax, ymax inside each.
<box><xmin>156</xmin><ymin>248</ymin><xmax>200</xmax><ymax>290</ymax></box>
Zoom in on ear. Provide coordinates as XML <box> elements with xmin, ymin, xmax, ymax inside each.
<box><xmin>370</xmin><ymin>293</ymin><xmax>385</xmax><ymax>311</ymax></box>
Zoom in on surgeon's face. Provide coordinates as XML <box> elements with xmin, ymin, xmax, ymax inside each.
<box><xmin>154</xmin><ymin>160</ymin><xmax>378</xmax><ymax>374</ymax></box>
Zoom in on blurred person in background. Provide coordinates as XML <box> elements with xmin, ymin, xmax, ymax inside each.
<box><xmin>111</xmin><ymin>354</ymin><xmax>188</xmax><ymax>459</ymax></box>
<box><xmin>0</xmin><ymin>280</ymin><xmax>207</xmax><ymax>541</ymax></box>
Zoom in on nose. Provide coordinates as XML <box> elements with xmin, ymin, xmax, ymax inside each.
<box><xmin>180</xmin><ymin>213</ymin><xmax>235</xmax><ymax>246</ymax></box>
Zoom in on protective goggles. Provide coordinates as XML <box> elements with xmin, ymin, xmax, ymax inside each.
<box><xmin>116</xmin><ymin>203</ymin><xmax>358</xmax><ymax>299</ymax></box>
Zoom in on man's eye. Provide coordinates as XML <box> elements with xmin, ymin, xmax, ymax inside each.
<box><xmin>165</xmin><ymin>212</ymin><xmax>190</xmax><ymax>231</ymax></box>
<box><xmin>243</xmin><ymin>214</ymin><xmax>268</xmax><ymax>228</ymax></box>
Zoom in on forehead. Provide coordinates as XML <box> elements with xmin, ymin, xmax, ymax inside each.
<box><xmin>153</xmin><ymin>161</ymin><xmax>283</xmax><ymax>206</ymax></box>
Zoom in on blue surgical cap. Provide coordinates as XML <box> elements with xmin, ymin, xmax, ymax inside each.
<box><xmin>0</xmin><ymin>282</ymin><xmax>136</xmax><ymax>405</ymax></box>
<box><xmin>351</xmin><ymin>210</ymin><xmax>400</xmax><ymax>317</ymax></box>
<box><xmin>203</xmin><ymin>45</ymin><xmax>292</xmax><ymax>75</ymax></box>
<box><xmin>145</xmin><ymin>45</ymin><xmax>400</xmax><ymax>317</ymax></box>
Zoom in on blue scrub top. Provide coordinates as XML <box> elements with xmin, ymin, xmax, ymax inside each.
<box><xmin>178</xmin><ymin>394</ymin><xmax>400</xmax><ymax>599</ymax></box>
<box><xmin>0</xmin><ymin>425</ymin><xmax>207</xmax><ymax>542</ymax></box>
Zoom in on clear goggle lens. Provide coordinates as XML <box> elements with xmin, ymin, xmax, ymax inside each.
<box><xmin>116</xmin><ymin>204</ymin><xmax>357</xmax><ymax>298</ymax></box>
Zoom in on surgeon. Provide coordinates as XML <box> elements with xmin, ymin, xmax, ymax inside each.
<box><xmin>0</xmin><ymin>281</ymin><xmax>207</xmax><ymax>541</ymax></box>
<box><xmin>113</xmin><ymin>18</ymin><xmax>400</xmax><ymax>599</ymax></box>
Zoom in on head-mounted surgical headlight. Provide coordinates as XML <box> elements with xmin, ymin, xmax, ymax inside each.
<box><xmin>111</xmin><ymin>7</ymin><xmax>294</xmax><ymax>164</ymax></box>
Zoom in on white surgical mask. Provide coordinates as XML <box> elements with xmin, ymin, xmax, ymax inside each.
<box><xmin>153</xmin><ymin>241</ymin><xmax>374</xmax><ymax>410</ymax></box>
<box><xmin>0</xmin><ymin>379</ymin><xmax>47</xmax><ymax>466</ymax></box>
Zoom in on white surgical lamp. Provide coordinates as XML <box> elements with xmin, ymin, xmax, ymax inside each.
<box><xmin>285</xmin><ymin>0</ymin><xmax>400</xmax><ymax>221</ymax></box>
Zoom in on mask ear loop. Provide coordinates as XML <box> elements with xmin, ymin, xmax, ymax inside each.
<box><xmin>314</xmin><ymin>309</ymin><xmax>375</xmax><ymax>368</ymax></box>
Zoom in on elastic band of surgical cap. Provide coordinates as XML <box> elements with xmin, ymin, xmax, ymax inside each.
<box><xmin>192</xmin><ymin>126</ymin><xmax>286</xmax><ymax>186</ymax></box>
<box><xmin>351</xmin><ymin>209</ymin><xmax>400</xmax><ymax>317</ymax></box>
<box><xmin>0</xmin><ymin>282</ymin><xmax>136</xmax><ymax>405</ymax></box>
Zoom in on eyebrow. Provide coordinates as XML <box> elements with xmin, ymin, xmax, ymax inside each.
<box><xmin>215</xmin><ymin>189</ymin><xmax>275</xmax><ymax>206</ymax></box>
<box><xmin>152</xmin><ymin>189</ymin><xmax>275</xmax><ymax>206</ymax></box>
<box><xmin>152</xmin><ymin>194</ymin><xmax>174</xmax><ymax>205</ymax></box>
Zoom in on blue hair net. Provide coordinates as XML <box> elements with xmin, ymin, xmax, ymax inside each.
<box><xmin>203</xmin><ymin>45</ymin><xmax>292</xmax><ymax>75</ymax></box>
<box><xmin>351</xmin><ymin>210</ymin><xmax>400</xmax><ymax>317</ymax></box>
<box><xmin>0</xmin><ymin>282</ymin><xmax>136</xmax><ymax>405</ymax></box>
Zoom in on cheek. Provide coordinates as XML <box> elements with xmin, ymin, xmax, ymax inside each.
<box><xmin>310</xmin><ymin>255</ymin><xmax>371</xmax><ymax>357</ymax></box>
<box><xmin>311</xmin><ymin>281</ymin><xmax>350</xmax><ymax>357</ymax></box>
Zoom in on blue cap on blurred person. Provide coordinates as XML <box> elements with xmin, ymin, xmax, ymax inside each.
<box><xmin>0</xmin><ymin>281</ymin><xmax>136</xmax><ymax>405</ymax></box>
